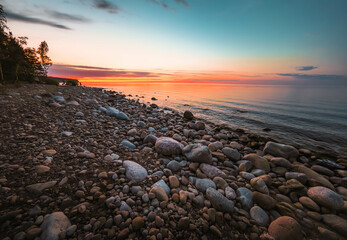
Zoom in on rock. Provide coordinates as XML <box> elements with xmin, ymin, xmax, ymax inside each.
<box><xmin>84</xmin><ymin>98</ymin><xmax>98</xmax><ymax>105</ymax></box>
<box><xmin>243</xmin><ymin>154</ymin><xmax>270</xmax><ymax>172</ymax></box>
<box><xmin>208</xmin><ymin>142</ymin><xmax>223</xmax><ymax>152</ymax></box>
<box><xmin>225</xmin><ymin>186</ymin><xmax>236</xmax><ymax>199</ymax></box>
<box><xmin>190</xmin><ymin>177</ymin><xmax>216</xmax><ymax>192</ymax></box>
<box><xmin>285</xmin><ymin>172</ymin><xmax>307</xmax><ymax>184</ymax></box>
<box><xmin>213</xmin><ymin>177</ymin><xmax>228</xmax><ymax>190</ymax></box>
<box><xmin>41</xmin><ymin>212</ymin><xmax>71</xmax><ymax>240</ymax></box>
<box><xmin>150</xmin><ymin>187</ymin><xmax>168</xmax><ymax>201</ymax></box>
<box><xmin>26</xmin><ymin>181</ymin><xmax>57</xmax><ymax>194</ymax></box>
<box><xmin>151</xmin><ymin>180</ymin><xmax>170</xmax><ymax>194</ymax></box>
<box><xmin>66</xmin><ymin>225</ymin><xmax>77</xmax><ymax>237</ymax></box>
<box><xmin>169</xmin><ymin>176</ymin><xmax>179</xmax><ymax>188</ymax></box>
<box><xmin>307</xmin><ymin>186</ymin><xmax>344</xmax><ymax>210</ymax></box>
<box><xmin>250</xmin><ymin>177</ymin><xmax>269</xmax><ymax>194</ymax></box>
<box><xmin>237</xmin><ymin>187</ymin><xmax>253</xmax><ymax>209</ymax></box>
<box><xmin>263</xmin><ymin>141</ymin><xmax>299</xmax><ymax>161</ymax></box>
<box><xmin>127</xmin><ymin>128</ymin><xmax>137</xmax><ymax>136</ymax></box>
<box><xmin>29</xmin><ymin>205</ymin><xmax>41</xmax><ymax>217</ymax></box>
<box><xmin>42</xmin><ymin>149</ymin><xmax>56</xmax><ymax>157</ymax></box>
<box><xmin>132</xmin><ymin>216</ymin><xmax>145</xmax><ymax>231</ymax></box>
<box><xmin>35</xmin><ymin>165</ymin><xmax>50</xmax><ymax>174</ymax></box>
<box><xmin>120</xmin><ymin>140</ymin><xmax>136</xmax><ymax>149</ymax></box>
<box><xmin>222</xmin><ymin>147</ymin><xmax>241</xmax><ymax>161</ymax></box>
<box><xmin>206</xmin><ymin>187</ymin><xmax>234</xmax><ymax>213</ymax></box>
<box><xmin>240</xmin><ymin>171</ymin><xmax>255</xmax><ymax>180</ymax></box>
<box><xmin>285</xmin><ymin>179</ymin><xmax>305</xmax><ymax>190</ymax></box>
<box><xmin>53</xmin><ymin>96</ymin><xmax>65</xmax><ymax>103</ymax></box>
<box><xmin>123</xmin><ymin>160</ymin><xmax>148</xmax><ymax>182</ymax></box>
<box><xmin>167</xmin><ymin>160</ymin><xmax>182</xmax><ymax>172</ymax></box>
<box><xmin>200</xmin><ymin>163</ymin><xmax>226</xmax><ymax>179</ymax></box>
<box><xmin>183</xmin><ymin>144</ymin><xmax>212</xmax><ymax>164</ymax></box>
<box><xmin>270</xmin><ymin>157</ymin><xmax>292</xmax><ymax>169</ymax></box>
<box><xmin>252</xmin><ymin>192</ymin><xmax>277</xmax><ymax>210</ymax></box>
<box><xmin>268</xmin><ymin>216</ymin><xmax>302</xmax><ymax>240</ymax></box>
<box><xmin>292</xmin><ymin>163</ymin><xmax>334</xmax><ymax>189</ymax></box>
<box><xmin>26</xmin><ymin>227</ymin><xmax>41</xmax><ymax>239</ymax></box>
<box><xmin>322</xmin><ymin>214</ymin><xmax>347</xmax><ymax>236</ymax></box>
<box><xmin>299</xmin><ymin>196</ymin><xmax>320</xmax><ymax>212</ymax></box>
<box><xmin>183</xmin><ymin>110</ymin><xmax>194</xmax><ymax>120</ymax></box>
<box><xmin>143</xmin><ymin>134</ymin><xmax>157</xmax><ymax>145</ymax></box>
<box><xmin>317</xmin><ymin>226</ymin><xmax>342</xmax><ymax>240</ymax></box>
<box><xmin>178</xmin><ymin>217</ymin><xmax>190</xmax><ymax>229</ymax></box>
<box><xmin>155</xmin><ymin>137</ymin><xmax>183</xmax><ymax>156</ymax></box>
<box><xmin>311</xmin><ymin>165</ymin><xmax>334</xmax><ymax>176</ymax></box>
<box><xmin>250</xmin><ymin>206</ymin><xmax>269</xmax><ymax>226</ymax></box>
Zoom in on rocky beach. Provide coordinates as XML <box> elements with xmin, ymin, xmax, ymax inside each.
<box><xmin>1</xmin><ymin>84</ymin><xmax>347</xmax><ymax>240</ymax></box>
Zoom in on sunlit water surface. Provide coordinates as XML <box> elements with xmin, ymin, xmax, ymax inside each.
<box><xmin>101</xmin><ymin>83</ymin><xmax>347</xmax><ymax>158</ymax></box>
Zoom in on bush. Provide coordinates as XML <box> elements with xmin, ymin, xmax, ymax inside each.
<box><xmin>65</xmin><ymin>79</ymin><xmax>79</xmax><ymax>86</ymax></box>
<box><xmin>42</xmin><ymin>77</ymin><xmax>59</xmax><ymax>86</ymax></box>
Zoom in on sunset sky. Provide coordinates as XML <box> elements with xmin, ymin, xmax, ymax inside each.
<box><xmin>2</xmin><ymin>0</ymin><xmax>347</xmax><ymax>85</ymax></box>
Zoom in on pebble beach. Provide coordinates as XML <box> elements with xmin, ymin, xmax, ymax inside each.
<box><xmin>1</xmin><ymin>84</ymin><xmax>347</xmax><ymax>240</ymax></box>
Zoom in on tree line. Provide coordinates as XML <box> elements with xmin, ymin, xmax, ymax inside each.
<box><xmin>0</xmin><ymin>4</ymin><xmax>52</xmax><ymax>84</ymax></box>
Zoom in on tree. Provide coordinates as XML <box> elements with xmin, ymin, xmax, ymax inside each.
<box><xmin>0</xmin><ymin>4</ymin><xmax>8</xmax><ymax>82</ymax></box>
<box><xmin>37</xmin><ymin>41</ymin><xmax>52</xmax><ymax>76</ymax></box>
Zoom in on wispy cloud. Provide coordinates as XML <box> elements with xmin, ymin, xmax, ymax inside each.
<box><xmin>93</xmin><ymin>0</ymin><xmax>119</xmax><ymax>14</ymax></box>
<box><xmin>49</xmin><ymin>64</ymin><xmax>161</xmax><ymax>78</ymax></box>
<box><xmin>6</xmin><ymin>11</ymin><xmax>71</xmax><ymax>30</ymax></box>
<box><xmin>277</xmin><ymin>73</ymin><xmax>347</xmax><ymax>85</ymax></box>
<box><xmin>45</xmin><ymin>10</ymin><xmax>90</xmax><ymax>22</ymax></box>
<box><xmin>296</xmin><ymin>65</ymin><xmax>318</xmax><ymax>71</ymax></box>
<box><xmin>148</xmin><ymin>0</ymin><xmax>170</xmax><ymax>10</ymax></box>
<box><xmin>175</xmin><ymin>0</ymin><xmax>189</xmax><ymax>7</ymax></box>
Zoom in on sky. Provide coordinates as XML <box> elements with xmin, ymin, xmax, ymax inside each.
<box><xmin>1</xmin><ymin>0</ymin><xmax>347</xmax><ymax>85</ymax></box>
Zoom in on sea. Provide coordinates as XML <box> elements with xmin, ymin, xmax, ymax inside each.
<box><xmin>101</xmin><ymin>83</ymin><xmax>347</xmax><ymax>158</ymax></box>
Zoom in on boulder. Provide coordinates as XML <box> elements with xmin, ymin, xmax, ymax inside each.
<box><xmin>200</xmin><ymin>163</ymin><xmax>226</xmax><ymax>179</ymax></box>
<box><xmin>222</xmin><ymin>147</ymin><xmax>241</xmax><ymax>161</ymax></box>
<box><xmin>243</xmin><ymin>154</ymin><xmax>270</xmax><ymax>172</ymax></box>
<box><xmin>268</xmin><ymin>216</ymin><xmax>303</xmax><ymax>240</ymax></box>
<box><xmin>123</xmin><ymin>161</ymin><xmax>148</xmax><ymax>182</ymax></box>
<box><xmin>155</xmin><ymin>137</ymin><xmax>183</xmax><ymax>156</ymax></box>
<box><xmin>307</xmin><ymin>186</ymin><xmax>344</xmax><ymax>210</ymax></box>
<box><xmin>322</xmin><ymin>214</ymin><xmax>347</xmax><ymax>236</ymax></box>
<box><xmin>206</xmin><ymin>187</ymin><xmax>234</xmax><ymax>213</ymax></box>
<box><xmin>292</xmin><ymin>163</ymin><xmax>334</xmax><ymax>190</ymax></box>
<box><xmin>41</xmin><ymin>212</ymin><xmax>71</xmax><ymax>240</ymax></box>
<box><xmin>183</xmin><ymin>144</ymin><xmax>212</xmax><ymax>164</ymax></box>
<box><xmin>264</xmin><ymin>141</ymin><xmax>299</xmax><ymax>161</ymax></box>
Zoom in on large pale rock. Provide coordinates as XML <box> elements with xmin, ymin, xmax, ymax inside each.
<box><xmin>183</xmin><ymin>144</ymin><xmax>212</xmax><ymax>163</ymax></box>
<box><xmin>206</xmin><ymin>187</ymin><xmax>234</xmax><ymax>213</ymax></box>
<box><xmin>41</xmin><ymin>212</ymin><xmax>71</xmax><ymax>240</ymax></box>
<box><xmin>307</xmin><ymin>186</ymin><xmax>344</xmax><ymax>210</ymax></box>
<box><xmin>26</xmin><ymin>181</ymin><xmax>57</xmax><ymax>194</ymax></box>
<box><xmin>200</xmin><ymin>163</ymin><xmax>226</xmax><ymax>179</ymax></box>
<box><xmin>292</xmin><ymin>163</ymin><xmax>334</xmax><ymax>190</ymax></box>
<box><xmin>155</xmin><ymin>137</ymin><xmax>183</xmax><ymax>156</ymax></box>
<box><xmin>268</xmin><ymin>216</ymin><xmax>303</xmax><ymax>240</ymax></box>
<box><xmin>123</xmin><ymin>161</ymin><xmax>148</xmax><ymax>182</ymax></box>
<box><xmin>243</xmin><ymin>154</ymin><xmax>270</xmax><ymax>172</ymax></box>
<box><xmin>264</xmin><ymin>141</ymin><xmax>299</xmax><ymax>161</ymax></box>
<box><xmin>106</xmin><ymin>107</ymin><xmax>129</xmax><ymax>120</ymax></box>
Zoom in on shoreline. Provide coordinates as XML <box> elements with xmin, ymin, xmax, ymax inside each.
<box><xmin>0</xmin><ymin>83</ymin><xmax>346</xmax><ymax>239</ymax></box>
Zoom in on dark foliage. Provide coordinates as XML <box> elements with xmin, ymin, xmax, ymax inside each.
<box><xmin>0</xmin><ymin>4</ymin><xmax>52</xmax><ymax>84</ymax></box>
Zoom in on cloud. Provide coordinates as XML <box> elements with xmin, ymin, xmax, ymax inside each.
<box><xmin>148</xmin><ymin>0</ymin><xmax>170</xmax><ymax>9</ymax></box>
<box><xmin>93</xmin><ymin>0</ymin><xmax>119</xmax><ymax>14</ymax></box>
<box><xmin>45</xmin><ymin>10</ymin><xmax>90</xmax><ymax>22</ymax></box>
<box><xmin>49</xmin><ymin>64</ymin><xmax>161</xmax><ymax>78</ymax></box>
<box><xmin>296</xmin><ymin>65</ymin><xmax>318</xmax><ymax>71</ymax></box>
<box><xmin>6</xmin><ymin>11</ymin><xmax>71</xmax><ymax>30</ymax></box>
<box><xmin>175</xmin><ymin>0</ymin><xmax>189</xmax><ymax>6</ymax></box>
<box><xmin>277</xmin><ymin>73</ymin><xmax>347</xmax><ymax>85</ymax></box>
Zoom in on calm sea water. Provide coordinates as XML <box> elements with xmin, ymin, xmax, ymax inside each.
<box><xmin>103</xmin><ymin>83</ymin><xmax>347</xmax><ymax>158</ymax></box>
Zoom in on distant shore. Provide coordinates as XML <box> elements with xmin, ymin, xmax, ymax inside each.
<box><xmin>0</xmin><ymin>83</ymin><xmax>346</xmax><ymax>239</ymax></box>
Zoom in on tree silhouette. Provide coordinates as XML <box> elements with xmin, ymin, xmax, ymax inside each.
<box><xmin>37</xmin><ymin>41</ymin><xmax>52</xmax><ymax>77</ymax></box>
